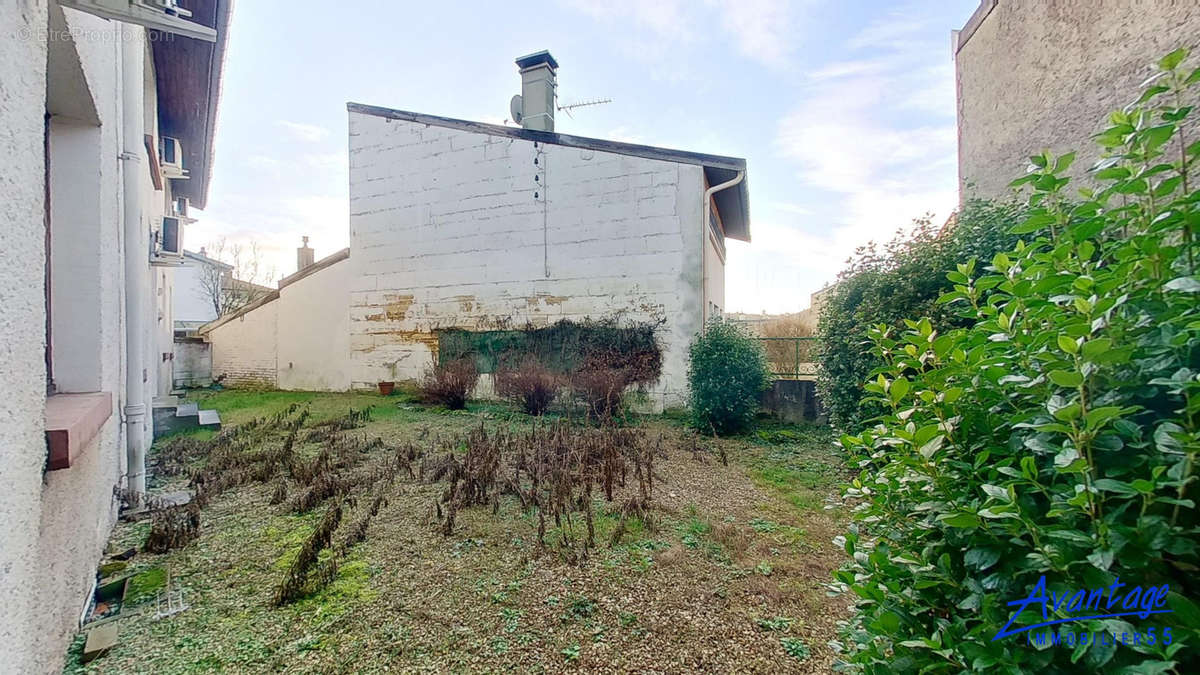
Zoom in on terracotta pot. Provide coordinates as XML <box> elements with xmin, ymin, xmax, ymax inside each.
<box><xmin>378</xmin><ymin>381</ymin><xmax>395</xmax><ymax>395</ymax></box>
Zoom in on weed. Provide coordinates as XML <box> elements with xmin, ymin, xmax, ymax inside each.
<box><xmin>561</xmin><ymin>642</ymin><xmax>581</xmax><ymax>662</ymax></box>
<box><xmin>781</xmin><ymin>636</ymin><xmax>809</xmax><ymax>661</ymax></box>
<box><xmin>561</xmin><ymin>596</ymin><xmax>597</xmax><ymax>622</ymax></box>
<box><xmin>756</xmin><ymin>616</ymin><xmax>794</xmax><ymax>632</ymax></box>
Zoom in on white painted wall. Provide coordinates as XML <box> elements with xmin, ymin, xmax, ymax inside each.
<box><xmin>347</xmin><ymin>112</ymin><xmax>706</xmax><ymax>407</ymax></box>
<box><xmin>1</xmin><ymin>5</ymin><xmax>178</xmax><ymax>669</ymax></box>
<box><xmin>206</xmin><ymin>257</ymin><xmax>352</xmax><ymax>390</ymax></box>
<box><xmin>173</xmin><ymin>258</ymin><xmax>220</xmax><ymax>325</ymax></box>
<box><xmin>278</xmin><ymin>258</ymin><xmax>352</xmax><ymax>391</ymax></box>
<box><xmin>1</xmin><ymin>3</ymin><xmax>54</xmax><ymax>669</ymax></box>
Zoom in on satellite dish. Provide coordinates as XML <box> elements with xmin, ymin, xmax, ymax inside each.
<box><xmin>509</xmin><ymin>95</ymin><xmax>523</xmax><ymax>125</ymax></box>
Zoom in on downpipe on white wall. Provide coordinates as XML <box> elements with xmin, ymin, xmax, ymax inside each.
<box><xmin>702</xmin><ymin>171</ymin><xmax>744</xmax><ymax>323</ymax></box>
<box><xmin>120</xmin><ymin>30</ymin><xmax>147</xmax><ymax>496</ymax></box>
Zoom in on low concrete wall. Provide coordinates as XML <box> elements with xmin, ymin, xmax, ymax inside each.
<box><xmin>173</xmin><ymin>338</ymin><xmax>212</xmax><ymax>388</ymax></box>
<box><xmin>761</xmin><ymin>380</ymin><xmax>821</xmax><ymax>423</ymax></box>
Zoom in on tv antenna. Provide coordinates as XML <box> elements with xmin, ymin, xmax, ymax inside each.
<box><xmin>557</xmin><ymin>98</ymin><xmax>612</xmax><ymax>119</ymax></box>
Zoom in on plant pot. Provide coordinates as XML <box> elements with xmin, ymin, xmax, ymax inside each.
<box><xmin>378</xmin><ymin>381</ymin><xmax>395</xmax><ymax>396</ymax></box>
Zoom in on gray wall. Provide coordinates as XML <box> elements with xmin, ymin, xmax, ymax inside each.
<box><xmin>956</xmin><ymin>0</ymin><xmax>1200</xmax><ymax>199</ymax></box>
<box><xmin>174</xmin><ymin>338</ymin><xmax>213</xmax><ymax>388</ymax></box>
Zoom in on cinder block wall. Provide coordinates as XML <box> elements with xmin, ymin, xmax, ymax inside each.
<box><xmin>956</xmin><ymin>0</ymin><xmax>1200</xmax><ymax>199</ymax></box>
<box><xmin>347</xmin><ymin>112</ymin><xmax>705</xmax><ymax>407</ymax></box>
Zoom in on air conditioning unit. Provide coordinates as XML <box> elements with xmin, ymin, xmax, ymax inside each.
<box><xmin>170</xmin><ymin>196</ymin><xmax>196</xmax><ymax>223</ymax></box>
<box><xmin>151</xmin><ymin>216</ymin><xmax>184</xmax><ymax>265</ymax></box>
<box><xmin>58</xmin><ymin>0</ymin><xmax>217</xmax><ymax>42</ymax></box>
<box><xmin>159</xmin><ymin>136</ymin><xmax>188</xmax><ymax>180</ymax></box>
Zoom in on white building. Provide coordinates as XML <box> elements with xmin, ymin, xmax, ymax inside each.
<box><xmin>174</xmin><ymin>248</ymin><xmax>232</xmax><ymax>330</ymax></box>
<box><xmin>204</xmin><ymin>51</ymin><xmax>750</xmax><ymax>407</ymax></box>
<box><xmin>0</xmin><ymin>1</ymin><xmax>229</xmax><ymax>669</ymax></box>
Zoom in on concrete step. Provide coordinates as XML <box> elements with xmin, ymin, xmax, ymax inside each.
<box><xmin>175</xmin><ymin>402</ymin><xmax>199</xmax><ymax>418</ymax></box>
<box><xmin>197</xmin><ymin>409</ymin><xmax>221</xmax><ymax>430</ymax></box>
<box><xmin>152</xmin><ymin>395</ymin><xmax>180</xmax><ymax>409</ymax></box>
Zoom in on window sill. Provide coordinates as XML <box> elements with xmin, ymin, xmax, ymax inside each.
<box><xmin>45</xmin><ymin>392</ymin><xmax>113</xmax><ymax>470</ymax></box>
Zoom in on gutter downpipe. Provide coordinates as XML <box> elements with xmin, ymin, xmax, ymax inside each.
<box><xmin>702</xmin><ymin>171</ymin><xmax>744</xmax><ymax>323</ymax></box>
<box><xmin>120</xmin><ymin>31</ymin><xmax>148</xmax><ymax>496</ymax></box>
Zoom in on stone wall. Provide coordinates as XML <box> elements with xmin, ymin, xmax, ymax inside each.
<box><xmin>209</xmin><ymin>298</ymin><xmax>279</xmax><ymax>387</ymax></box>
<box><xmin>956</xmin><ymin>0</ymin><xmax>1200</xmax><ymax>199</ymax></box>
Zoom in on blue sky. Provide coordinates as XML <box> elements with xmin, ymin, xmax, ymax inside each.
<box><xmin>197</xmin><ymin>0</ymin><xmax>980</xmax><ymax>313</ymax></box>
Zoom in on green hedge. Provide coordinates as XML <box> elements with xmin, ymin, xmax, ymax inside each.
<box><xmin>816</xmin><ymin>199</ymin><xmax>1025</xmax><ymax>429</ymax></box>
<box><xmin>834</xmin><ymin>48</ymin><xmax>1200</xmax><ymax>672</ymax></box>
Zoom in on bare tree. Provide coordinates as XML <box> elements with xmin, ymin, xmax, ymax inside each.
<box><xmin>196</xmin><ymin>237</ymin><xmax>276</xmax><ymax>317</ymax></box>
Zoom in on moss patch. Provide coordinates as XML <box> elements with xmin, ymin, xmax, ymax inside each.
<box><xmin>125</xmin><ymin>566</ymin><xmax>167</xmax><ymax>604</ymax></box>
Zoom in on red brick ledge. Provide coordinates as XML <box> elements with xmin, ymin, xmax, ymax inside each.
<box><xmin>45</xmin><ymin>392</ymin><xmax>113</xmax><ymax>470</ymax></box>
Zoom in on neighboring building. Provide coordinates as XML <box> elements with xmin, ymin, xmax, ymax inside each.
<box><xmin>204</xmin><ymin>51</ymin><xmax>750</xmax><ymax>408</ymax></box>
<box><xmin>174</xmin><ymin>247</ymin><xmax>234</xmax><ymax>331</ymax></box>
<box><xmin>202</xmin><ymin>245</ymin><xmax>352</xmax><ymax>390</ymax></box>
<box><xmin>172</xmin><ymin>247</ymin><xmax>273</xmax><ymax>388</ymax></box>
<box><xmin>955</xmin><ymin>0</ymin><xmax>1200</xmax><ymax>199</ymax></box>
<box><xmin>0</xmin><ymin>1</ymin><xmax>229</xmax><ymax>670</ymax></box>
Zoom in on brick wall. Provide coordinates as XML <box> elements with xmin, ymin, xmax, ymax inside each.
<box><xmin>209</xmin><ymin>300</ymin><xmax>278</xmax><ymax>387</ymax></box>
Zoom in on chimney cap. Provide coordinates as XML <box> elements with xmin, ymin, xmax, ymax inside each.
<box><xmin>515</xmin><ymin>50</ymin><xmax>558</xmax><ymax>71</ymax></box>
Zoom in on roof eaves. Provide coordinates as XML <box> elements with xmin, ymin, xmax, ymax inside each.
<box><xmin>346</xmin><ymin>102</ymin><xmax>747</xmax><ymax>172</ymax></box>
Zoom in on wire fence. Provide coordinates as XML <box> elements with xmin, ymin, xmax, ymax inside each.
<box><xmin>754</xmin><ymin>336</ymin><xmax>818</xmax><ymax>380</ymax></box>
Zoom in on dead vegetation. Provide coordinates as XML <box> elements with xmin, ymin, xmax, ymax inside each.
<box><xmin>419</xmin><ymin>358</ymin><xmax>478</xmax><ymax>409</ymax></box>
<box><xmin>495</xmin><ymin>355</ymin><xmax>561</xmax><ymax>415</ymax></box>
<box><xmin>88</xmin><ymin>392</ymin><xmax>847</xmax><ymax>673</ymax></box>
<box><xmin>425</xmin><ymin>421</ymin><xmax>665</xmax><ymax>563</ymax></box>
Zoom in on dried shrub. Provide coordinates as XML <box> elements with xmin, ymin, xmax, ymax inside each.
<box><xmin>273</xmin><ymin>499</ymin><xmax>345</xmax><ymax>606</ymax></box>
<box><xmin>427</xmin><ymin>421</ymin><xmax>664</xmax><ymax>563</ymax></box>
<box><xmin>495</xmin><ymin>356</ymin><xmax>561</xmax><ymax>415</ymax></box>
<box><xmin>143</xmin><ymin>503</ymin><xmax>201</xmax><ymax>553</ymax></box>
<box><xmin>419</xmin><ymin>358</ymin><xmax>477</xmax><ymax>410</ymax></box>
<box><xmin>269</xmin><ymin>480</ymin><xmax>288</xmax><ymax>505</ymax></box>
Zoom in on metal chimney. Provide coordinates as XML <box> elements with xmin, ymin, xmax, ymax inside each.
<box><xmin>515</xmin><ymin>50</ymin><xmax>558</xmax><ymax>132</ymax></box>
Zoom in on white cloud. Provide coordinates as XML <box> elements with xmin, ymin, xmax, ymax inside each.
<box><xmin>278</xmin><ymin>120</ymin><xmax>330</xmax><ymax>143</ymax></box>
<box><xmin>712</xmin><ymin>0</ymin><xmax>797</xmax><ymax>67</ymax></box>
<box><xmin>762</xmin><ymin>8</ymin><xmax>960</xmax><ymax>305</ymax></box>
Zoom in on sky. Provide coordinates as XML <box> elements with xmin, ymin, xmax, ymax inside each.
<box><xmin>196</xmin><ymin>0</ymin><xmax>980</xmax><ymax>314</ymax></box>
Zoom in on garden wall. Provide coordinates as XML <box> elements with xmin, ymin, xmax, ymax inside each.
<box><xmin>956</xmin><ymin>0</ymin><xmax>1200</xmax><ymax>199</ymax></box>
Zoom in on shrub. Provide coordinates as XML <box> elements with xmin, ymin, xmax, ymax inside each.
<box><xmin>495</xmin><ymin>356</ymin><xmax>561</xmax><ymax>415</ymax></box>
<box><xmin>687</xmin><ymin>320</ymin><xmax>770</xmax><ymax>435</ymax></box>
<box><xmin>571</xmin><ymin>360</ymin><xmax>631</xmax><ymax>421</ymax></box>
<box><xmin>419</xmin><ymin>358</ymin><xmax>478</xmax><ymax>409</ymax></box>
<box><xmin>816</xmin><ymin>200</ymin><xmax>1025</xmax><ymax>429</ymax></box>
<box><xmin>835</xmin><ymin>49</ymin><xmax>1200</xmax><ymax>672</ymax></box>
